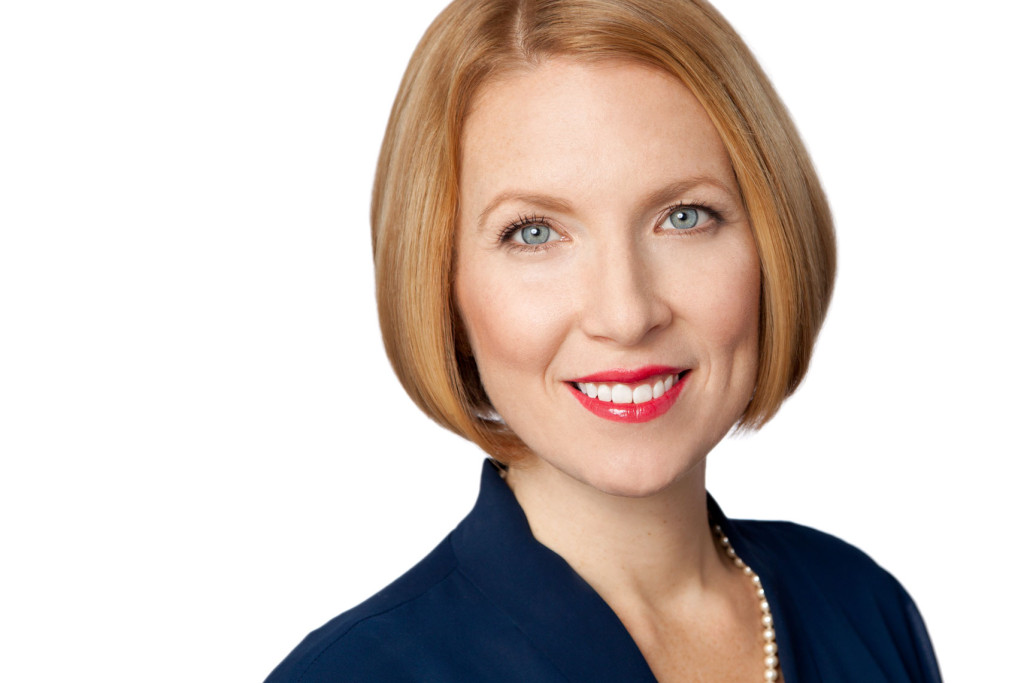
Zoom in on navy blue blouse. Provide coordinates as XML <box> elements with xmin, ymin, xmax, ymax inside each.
<box><xmin>267</xmin><ymin>461</ymin><xmax>941</xmax><ymax>682</ymax></box>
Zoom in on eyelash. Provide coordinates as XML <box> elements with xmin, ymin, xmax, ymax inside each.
<box><xmin>497</xmin><ymin>202</ymin><xmax>725</xmax><ymax>252</ymax></box>
<box><xmin>659</xmin><ymin>202</ymin><xmax>723</xmax><ymax>236</ymax></box>
<box><xmin>498</xmin><ymin>214</ymin><xmax>559</xmax><ymax>253</ymax></box>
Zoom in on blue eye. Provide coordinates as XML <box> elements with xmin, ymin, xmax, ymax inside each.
<box><xmin>518</xmin><ymin>224</ymin><xmax>552</xmax><ymax>245</ymax></box>
<box><xmin>500</xmin><ymin>216</ymin><xmax>562</xmax><ymax>250</ymax></box>
<box><xmin>664</xmin><ymin>206</ymin><xmax>709</xmax><ymax>231</ymax></box>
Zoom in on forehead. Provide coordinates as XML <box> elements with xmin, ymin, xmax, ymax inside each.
<box><xmin>458</xmin><ymin>58</ymin><xmax>736</xmax><ymax>218</ymax></box>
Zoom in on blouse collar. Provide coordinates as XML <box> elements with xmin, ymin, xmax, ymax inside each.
<box><xmin>450</xmin><ymin>460</ymin><xmax>658</xmax><ymax>681</ymax></box>
<box><xmin>449</xmin><ymin>460</ymin><xmax>780</xmax><ymax>681</ymax></box>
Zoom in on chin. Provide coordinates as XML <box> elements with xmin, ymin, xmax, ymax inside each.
<box><xmin>565</xmin><ymin>447</ymin><xmax>706</xmax><ymax>500</ymax></box>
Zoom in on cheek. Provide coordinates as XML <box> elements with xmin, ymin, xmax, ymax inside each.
<box><xmin>708</xmin><ymin>263</ymin><xmax>760</xmax><ymax>347</ymax></box>
<box><xmin>454</xmin><ymin>259</ymin><xmax>572</xmax><ymax>395</ymax></box>
<box><xmin>666</xmin><ymin>235</ymin><xmax>760</xmax><ymax>433</ymax></box>
<box><xmin>675</xmin><ymin>233</ymin><xmax>761</xmax><ymax>364</ymax></box>
<box><xmin>717</xmin><ymin>249</ymin><xmax>762</xmax><ymax>393</ymax></box>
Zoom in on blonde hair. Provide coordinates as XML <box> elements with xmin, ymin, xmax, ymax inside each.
<box><xmin>372</xmin><ymin>0</ymin><xmax>836</xmax><ymax>462</ymax></box>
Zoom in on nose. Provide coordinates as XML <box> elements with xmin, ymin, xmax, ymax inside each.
<box><xmin>577</xmin><ymin>242</ymin><xmax>672</xmax><ymax>346</ymax></box>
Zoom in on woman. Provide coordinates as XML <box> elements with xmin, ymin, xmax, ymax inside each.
<box><xmin>267</xmin><ymin>0</ymin><xmax>940</xmax><ymax>680</ymax></box>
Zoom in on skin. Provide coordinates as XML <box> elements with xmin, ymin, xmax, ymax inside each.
<box><xmin>455</xmin><ymin>58</ymin><xmax>770</xmax><ymax>681</ymax></box>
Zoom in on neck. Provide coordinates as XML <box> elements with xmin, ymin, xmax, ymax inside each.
<box><xmin>504</xmin><ymin>456</ymin><xmax>720</xmax><ymax>610</ymax></box>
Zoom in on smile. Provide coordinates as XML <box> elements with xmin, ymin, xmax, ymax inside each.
<box><xmin>566</xmin><ymin>367</ymin><xmax>690</xmax><ymax>423</ymax></box>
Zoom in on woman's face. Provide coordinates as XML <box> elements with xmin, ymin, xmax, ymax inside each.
<box><xmin>455</xmin><ymin>58</ymin><xmax>761</xmax><ymax>497</ymax></box>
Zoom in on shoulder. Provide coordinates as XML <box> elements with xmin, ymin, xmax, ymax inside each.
<box><xmin>265</xmin><ymin>535</ymin><xmax>467</xmax><ymax>683</ymax></box>
<box><xmin>265</xmin><ymin>531</ymin><xmax>561</xmax><ymax>683</ymax></box>
<box><xmin>735</xmin><ymin>517</ymin><xmax>912</xmax><ymax>608</ymax></box>
<box><xmin>735</xmin><ymin>518</ymin><xmax>891</xmax><ymax>578</ymax></box>
<box><xmin>731</xmin><ymin>519</ymin><xmax>942</xmax><ymax>681</ymax></box>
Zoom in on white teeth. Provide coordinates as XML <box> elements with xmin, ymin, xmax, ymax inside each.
<box><xmin>611</xmin><ymin>384</ymin><xmax>632</xmax><ymax>404</ymax></box>
<box><xmin>632</xmin><ymin>384</ymin><xmax>653</xmax><ymax>403</ymax></box>
<box><xmin>575</xmin><ymin>373</ymin><xmax>681</xmax><ymax>405</ymax></box>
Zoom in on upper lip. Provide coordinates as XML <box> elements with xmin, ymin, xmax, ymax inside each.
<box><xmin>568</xmin><ymin>365</ymin><xmax>684</xmax><ymax>384</ymax></box>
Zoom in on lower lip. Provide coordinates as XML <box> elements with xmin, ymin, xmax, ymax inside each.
<box><xmin>568</xmin><ymin>372</ymin><xmax>689</xmax><ymax>423</ymax></box>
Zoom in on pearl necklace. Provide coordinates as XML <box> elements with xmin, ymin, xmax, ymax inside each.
<box><xmin>713</xmin><ymin>524</ymin><xmax>781</xmax><ymax>682</ymax></box>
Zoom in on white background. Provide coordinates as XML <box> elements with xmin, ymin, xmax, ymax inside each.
<box><xmin>1</xmin><ymin>1</ymin><xmax>1021</xmax><ymax>680</ymax></box>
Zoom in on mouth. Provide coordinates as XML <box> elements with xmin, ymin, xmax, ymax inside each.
<box><xmin>565</xmin><ymin>367</ymin><xmax>690</xmax><ymax>423</ymax></box>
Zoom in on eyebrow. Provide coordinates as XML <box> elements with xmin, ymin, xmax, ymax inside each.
<box><xmin>474</xmin><ymin>176</ymin><xmax>738</xmax><ymax>228</ymax></box>
<box><xmin>640</xmin><ymin>177</ymin><xmax>739</xmax><ymax>211</ymax></box>
<box><xmin>476</xmin><ymin>192</ymin><xmax>575</xmax><ymax>228</ymax></box>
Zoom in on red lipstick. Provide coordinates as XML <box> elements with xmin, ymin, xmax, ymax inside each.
<box><xmin>570</xmin><ymin>365</ymin><xmax>680</xmax><ymax>384</ymax></box>
<box><xmin>567</xmin><ymin>368</ymin><xmax>689</xmax><ymax>423</ymax></box>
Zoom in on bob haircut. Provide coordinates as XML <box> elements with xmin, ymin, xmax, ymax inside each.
<box><xmin>372</xmin><ymin>0</ymin><xmax>836</xmax><ymax>463</ymax></box>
